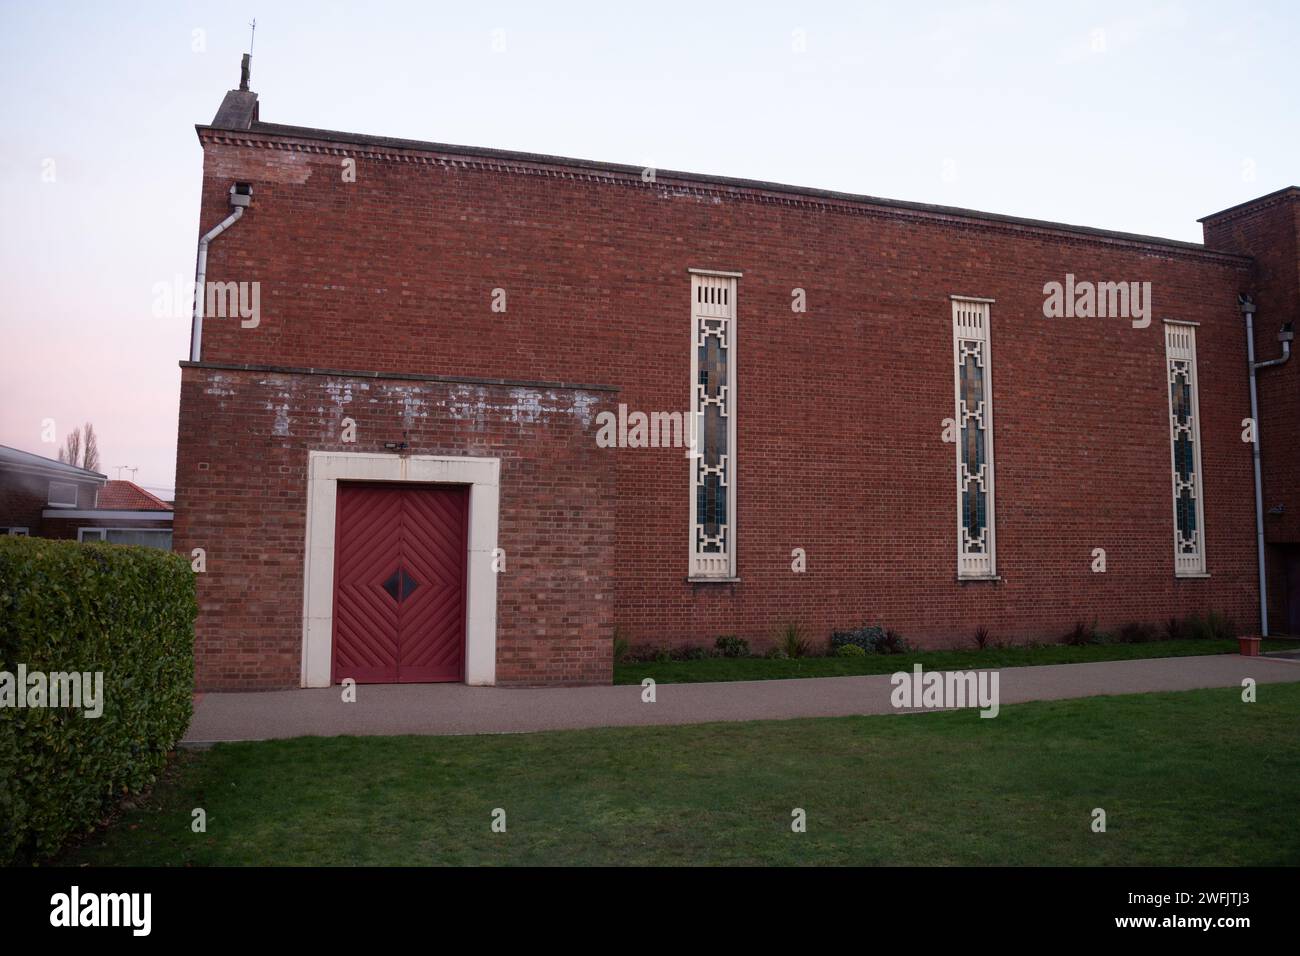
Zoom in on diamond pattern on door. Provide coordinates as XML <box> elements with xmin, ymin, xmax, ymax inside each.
<box><xmin>332</xmin><ymin>483</ymin><xmax>469</xmax><ymax>683</ymax></box>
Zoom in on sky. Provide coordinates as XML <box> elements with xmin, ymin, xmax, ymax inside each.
<box><xmin>1</xmin><ymin>0</ymin><xmax>1296</xmax><ymax>499</ymax></box>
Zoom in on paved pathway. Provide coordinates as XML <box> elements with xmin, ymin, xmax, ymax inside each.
<box><xmin>183</xmin><ymin>653</ymin><xmax>1300</xmax><ymax>744</ymax></box>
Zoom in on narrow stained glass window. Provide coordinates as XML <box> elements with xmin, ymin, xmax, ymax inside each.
<box><xmin>690</xmin><ymin>273</ymin><xmax>737</xmax><ymax>578</ymax></box>
<box><xmin>952</xmin><ymin>299</ymin><xmax>996</xmax><ymax>577</ymax></box>
<box><xmin>1165</xmin><ymin>324</ymin><xmax>1206</xmax><ymax>575</ymax></box>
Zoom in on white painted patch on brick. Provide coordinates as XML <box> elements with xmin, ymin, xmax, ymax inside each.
<box><xmin>508</xmin><ymin>388</ymin><xmax>549</xmax><ymax>424</ymax></box>
<box><xmin>570</xmin><ymin>392</ymin><xmax>599</xmax><ymax>427</ymax></box>
<box><xmin>270</xmin><ymin>402</ymin><xmax>291</xmax><ymax>437</ymax></box>
<box><xmin>203</xmin><ymin>374</ymin><xmax>236</xmax><ymax>398</ymax></box>
<box><xmin>324</xmin><ymin>380</ymin><xmax>356</xmax><ymax>409</ymax></box>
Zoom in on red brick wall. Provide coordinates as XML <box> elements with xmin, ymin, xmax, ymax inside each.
<box><xmin>1201</xmin><ymin>190</ymin><xmax>1300</xmax><ymax>547</ymax></box>
<box><xmin>1202</xmin><ymin>189</ymin><xmax>1300</xmax><ymax>634</ymax></box>
<box><xmin>175</xmin><ymin>366</ymin><xmax>616</xmax><ymax>689</ymax></box>
<box><xmin>182</xmin><ymin>128</ymin><xmax>1265</xmax><ymax>684</ymax></box>
<box><xmin>0</xmin><ymin>473</ymin><xmax>48</xmax><ymax>532</ymax></box>
<box><xmin>0</xmin><ymin>471</ymin><xmax>100</xmax><ymax>534</ymax></box>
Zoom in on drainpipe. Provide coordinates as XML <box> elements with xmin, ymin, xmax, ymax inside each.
<box><xmin>1240</xmin><ymin>293</ymin><xmax>1293</xmax><ymax>638</ymax></box>
<box><xmin>188</xmin><ymin>183</ymin><xmax>252</xmax><ymax>362</ymax></box>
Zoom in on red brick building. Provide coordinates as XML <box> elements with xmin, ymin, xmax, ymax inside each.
<box><xmin>177</xmin><ymin>66</ymin><xmax>1299</xmax><ymax>690</ymax></box>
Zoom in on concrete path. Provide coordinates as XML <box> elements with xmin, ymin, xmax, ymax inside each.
<box><xmin>183</xmin><ymin>653</ymin><xmax>1300</xmax><ymax>744</ymax></box>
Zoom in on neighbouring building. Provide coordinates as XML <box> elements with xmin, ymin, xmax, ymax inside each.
<box><xmin>44</xmin><ymin>480</ymin><xmax>174</xmax><ymax>549</ymax></box>
<box><xmin>176</xmin><ymin>61</ymin><xmax>1300</xmax><ymax>691</ymax></box>
<box><xmin>0</xmin><ymin>449</ymin><xmax>174</xmax><ymax>549</ymax></box>
<box><xmin>0</xmin><ymin>445</ymin><xmax>106</xmax><ymax>537</ymax></box>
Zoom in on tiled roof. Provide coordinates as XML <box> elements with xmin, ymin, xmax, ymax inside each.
<box><xmin>96</xmin><ymin>480</ymin><xmax>173</xmax><ymax>511</ymax></box>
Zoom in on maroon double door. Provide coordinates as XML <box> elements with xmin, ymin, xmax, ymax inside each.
<box><xmin>332</xmin><ymin>483</ymin><xmax>469</xmax><ymax>683</ymax></box>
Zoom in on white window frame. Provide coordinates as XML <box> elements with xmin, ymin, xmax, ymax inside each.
<box><xmin>48</xmin><ymin>481</ymin><xmax>79</xmax><ymax>508</ymax></box>
<box><xmin>689</xmin><ymin>269</ymin><xmax>739</xmax><ymax>579</ymax></box>
<box><xmin>952</xmin><ymin>296</ymin><xmax>998</xmax><ymax>579</ymax></box>
<box><xmin>5</xmin><ymin>527</ymin><xmax>30</xmax><ymax>536</ymax></box>
<box><xmin>1165</xmin><ymin>321</ymin><xmax>1208</xmax><ymax>576</ymax></box>
<box><xmin>77</xmin><ymin>527</ymin><xmax>173</xmax><ymax>548</ymax></box>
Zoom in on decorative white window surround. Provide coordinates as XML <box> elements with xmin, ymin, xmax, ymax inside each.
<box><xmin>300</xmin><ymin>451</ymin><xmax>500</xmax><ymax>687</ymax></box>
<box><xmin>1164</xmin><ymin>321</ymin><xmax>1208</xmax><ymax>577</ymax></box>
<box><xmin>689</xmin><ymin>270</ymin><xmax>739</xmax><ymax>580</ymax></box>
<box><xmin>951</xmin><ymin>296</ymin><xmax>998</xmax><ymax>579</ymax></box>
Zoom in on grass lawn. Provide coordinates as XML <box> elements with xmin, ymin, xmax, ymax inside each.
<box><xmin>614</xmin><ymin>637</ymin><xmax>1300</xmax><ymax>685</ymax></box>
<box><xmin>65</xmin><ymin>683</ymin><xmax>1300</xmax><ymax>866</ymax></box>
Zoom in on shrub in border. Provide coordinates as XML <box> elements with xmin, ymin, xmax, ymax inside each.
<box><xmin>830</xmin><ymin>624</ymin><xmax>912</xmax><ymax>655</ymax></box>
<box><xmin>877</xmin><ymin>629</ymin><xmax>913</xmax><ymax>655</ymax></box>
<box><xmin>776</xmin><ymin>623</ymin><xmax>810</xmax><ymax>659</ymax></box>
<box><xmin>715</xmin><ymin>635</ymin><xmax>750</xmax><ymax>659</ymax></box>
<box><xmin>0</xmin><ymin>537</ymin><xmax>196</xmax><ymax>865</ymax></box>
<box><xmin>1205</xmin><ymin>611</ymin><xmax>1238</xmax><ymax>642</ymax></box>
<box><xmin>829</xmin><ymin>623</ymin><xmax>887</xmax><ymax>654</ymax></box>
<box><xmin>1063</xmin><ymin>620</ymin><xmax>1098</xmax><ymax>646</ymax></box>
<box><xmin>1117</xmin><ymin>621</ymin><xmax>1159</xmax><ymax>644</ymax></box>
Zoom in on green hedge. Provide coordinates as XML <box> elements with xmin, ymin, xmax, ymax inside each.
<box><xmin>0</xmin><ymin>536</ymin><xmax>195</xmax><ymax>865</ymax></box>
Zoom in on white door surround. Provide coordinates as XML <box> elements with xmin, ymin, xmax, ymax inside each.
<box><xmin>301</xmin><ymin>451</ymin><xmax>501</xmax><ymax>687</ymax></box>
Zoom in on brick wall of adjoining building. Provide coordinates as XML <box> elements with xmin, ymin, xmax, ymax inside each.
<box><xmin>0</xmin><ymin>470</ymin><xmax>100</xmax><ymax>534</ymax></box>
<box><xmin>1201</xmin><ymin>188</ymin><xmax>1300</xmax><ymax>547</ymax></box>
<box><xmin>175</xmin><ymin>364</ymin><xmax>617</xmax><ymax>689</ymax></box>
<box><xmin>0</xmin><ymin>475</ymin><xmax>49</xmax><ymax>532</ymax></box>
<box><xmin>182</xmin><ymin>123</ymin><xmax>1269</xmax><ymax>682</ymax></box>
<box><xmin>1200</xmin><ymin>188</ymin><xmax>1300</xmax><ymax>634</ymax></box>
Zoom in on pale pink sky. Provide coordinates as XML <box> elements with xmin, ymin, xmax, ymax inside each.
<box><xmin>3</xmin><ymin>1</ymin><xmax>1296</xmax><ymax>500</ymax></box>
